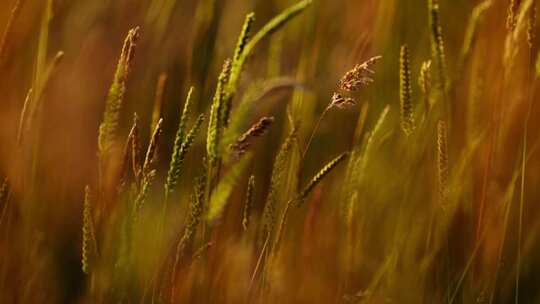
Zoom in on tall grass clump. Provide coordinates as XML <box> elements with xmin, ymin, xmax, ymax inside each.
<box><xmin>4</xmin><ymin>1</ymin><xmax>540</xmax><ymax>303</ymax></box>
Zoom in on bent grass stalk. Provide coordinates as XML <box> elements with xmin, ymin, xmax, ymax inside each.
<box><xmin>227</xmin><ymin>0</ymin><xmax>313</xmax><ymax>94</ymax></box>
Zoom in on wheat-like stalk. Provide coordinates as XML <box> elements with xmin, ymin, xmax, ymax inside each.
<box><xmin>227</xmin><ymin>0</ymin><xmax>313</xmax><ymax>93</ymax></box>
<box><xmin>118</xmin><ymin>115</ymin><xmax>139</xmax><ymax>189</ymax></box>
<box><xmin>219</xmin><ymin>59</ymin><xmax>234</xmax><ymax>129</ymax></box>
<box><xmin>82</xmin><ymin>186</ymin><xmax>97</xmax><ymax>274</ymax></box>
<box><xmin>165</xmin><ymin>114</ymin><xmax>205</xmax><ymax>196</ymax></box>
<box><xmin>399</xmin><ymin>44</ymin><xmax>414</xmax><ymax>136</ymax></box>
<box><xmin>133</xmin><ymin>170</ymin><xmax>157</xmax><ymax>220</ymax></box>
<box><xmin>98</xmin><ymin>27</ymin><xmax>140</xmax><ymax>155</ymax></box>
<box><xmin>170</xmin><ymin>172</ymin><xmax>206</xmax><ymax>297</ymax></box>
<box><xmin>233</xmin><ymin>13</ymin><xmax>255</xmax><ymax>63</ymax></box>
<box><xmin>142</xmin><ymin>118</ymin><xmax>163</xmax><ymax>176</ymax></box>
<box><xmin>271</xmin><ymin>152</ymin><xmax>348</xmax><ymax>255</ymax></box>
<box><xmin>261</xmin><ymin>128</ymin><xmax>297</xmax><ymax>239</ymax></box>
<box><xmin>297</xmin><ymin>152</ymin><xmax>348</xmax><ymax>203</ymax></box>
<box><xmin>130</xmin><ymin>114</ymin><xmax>142</xmax><ymax>185</ymax></box>
<box><xmin>428</xmin><ymin>0</ymin><xmax>447</xmax><ymax>92</ymax></box>
<box><xmin>207</xmin><ymin>59</ymin><xmax>232</xmax><ymax>167</ymax></box>
<box><xmin>418</xmin><ymin>60</ymin><xmax>432</xmax><ymax>114</ymax></box>
<box><xmin>437</xmin><ymin>120</ymin><xmax>449</xmax><ymax>207</ymax></box>
<box><xmin>242</xmin><ymin>175</ymin><xmax>255</xmax><ymax>232</ymax></box>
<box><xmin>229</xmin><ymin>13</ymin><xmax>255</xmax><ymax>89</ymax></box>
<box><xmin>177</xmin><ymin>87</ymin><xmax>195</xmax><ymax>149</ymax></box>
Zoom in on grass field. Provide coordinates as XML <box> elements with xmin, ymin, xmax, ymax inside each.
<box><xmin>1</xmin><ymin>0</ymin><xmax>540</xmax><ymax>303</ymax></box>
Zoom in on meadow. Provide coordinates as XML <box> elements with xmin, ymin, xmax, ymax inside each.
<box><xmin>0</xmin><ymin>0</ymin><xmax>540</xmax><ymax>303</ymax></box>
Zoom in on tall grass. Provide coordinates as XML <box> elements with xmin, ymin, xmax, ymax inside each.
<box><xmin>1</xmin><ymin>0</ymin><xmax>540</xmax><ymax>303</ymax></box>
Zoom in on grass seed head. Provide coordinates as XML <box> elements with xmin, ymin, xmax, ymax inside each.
<box><xmin>166</xmin><ymin>114</ymin><xmax>205</xmax><ymax>195</ymax></box>
<box><xmin>437</xmin><ymin>120</ymin><xmax>449</xmax><ymax>207</ymax></box>
<box><xmin>338</xmin><ymin>56</ymin><xmax>382</xmax><ymax>92</ymax></box>
<box><xmin>399</xmin><ymin>44</ymin><xmax>414</xmax><ymax>136</ymax></box>
<box><xmin>82</xmin><ymin>186</ymin><xmax>96</xmax><ymax>274</ymax></box>
<box><xmin>298</xmin><ymin>152</ymin><xmax>349</xmax><ymax>204</ymax></box>
<box><xmin>143</xmin><ymin>118</ymin><xmax>163</xmax><ymax>176</ymax></box>
<box><xmin>98</xmin><ymin>27</ymin><xmax>140</xmax><ymax>155</ymax></box>
<box><xmin>230</xmin><ymin>116</ymin><xmax>275</xmax><ymax>158</ymax></box>
<box><xmin>428</xmin><ymin>1</ymin><xmax>447</xmax><ymax>91</ymax></box>
<box><xmin>330</xmin><ymin>92</ymin><xmax>357</xmax><ymax>110</ymax></box>
<box><xmin>242</xmin><ymin>175</ymin><xmax>255</xmax><ymax>232</ymax></box>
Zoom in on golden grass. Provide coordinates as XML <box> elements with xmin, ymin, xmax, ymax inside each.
<box><xmin>2</xmin><ymin>0</ymin><xmax>540</xmax><ymax>303</ymax></box>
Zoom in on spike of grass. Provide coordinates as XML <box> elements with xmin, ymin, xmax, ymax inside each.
<box><xmin>118</xmin><ymin>117</ymin><xmax>138</xmax><ymax>190</ymax></box>
<box><xmin>207</xmin><ymin>59</ymin><xmax>232</xmax><ymax>167</ymax></box>
<box><xmin>242</xmin><ymin>175</ymin><xmax>255</xmax><ymax>232</ymax></box>
<box><xmin>230</xmin><ymin>12</ymin><xmax>255</xmax><ymax>82</ymax></box>
<box><xmin>130</xmin><ymin>114</ymin><xmax>142</xmax><ymax>185</ymax></box>
<box><xmin>437</xmin><ymin>120</ymin><xmax>449</xmax><ymax>207</ymax></box>
<box><xmin>418</xmin><ymin>60</ymin><xmax>432</xmax><ymax>115</ymax></box>
<box><xmin>132</xmin><ymin>170</ymin><xmax>156</xmax><ymax>220</ymax></box>
<box><xmin>399</xmin><ymin>44</ymin><xmax>414</xmax><ymax>135</ymax></box>
<box><xmin>82</xmin><ymin>186</ymin><xmax>97</xmax><ymax>274</ymax></box>
<box><xmin>177</xmin><ymin>86</ymin><xmax>195</xmax><ymax>148</ymax></box>
<box><xmin>273</xmin><ymin>152</ymin><xmax>348</xmax><ymax>255</ymax></box>
<box><xmin>428</xmin><ymin>0</ymin><xmax>448</xmax><ymax>93</ymax></box>
<box><xmin>165</xmin><ymin>114</ymin><xmax>205</xmax><ymax>196</ymax></box>
<box><xmin>142</xmin><ymin>118</ymin><xmax>163</xmax><ymax>176</ymax></box>
<box><xmin>170</xmin><ymin>171</ymin><xmax>206</xmax><ymax>297</ymax></box>
<box><xmin>227</xmin><ymin>0</ymin><xmax>313</xmax><ymax>94</ymax></box>
<box><xmin>261</xmin><ymin>128</ymin><xmax>298</xmax><ymax>239</ymax></box>
<box><xmin>297</xmin><ymin>152</ymin><xmax>349</xmax><ymax>204</ymax></box>
<box><xmin>222</xmin><ymin>77</ymin><xmax>303</xmax><ymax>150</ymax></box>
<box><xmin>98</xmin><ymin>27</ymin><xmax>140</xmax><ymax>155</ymax></box>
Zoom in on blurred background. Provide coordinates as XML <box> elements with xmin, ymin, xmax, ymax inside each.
<box><xmin>1</xmin><ymin>0</ymin><xmax>540</xmax><ymax>303</ymax></box>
